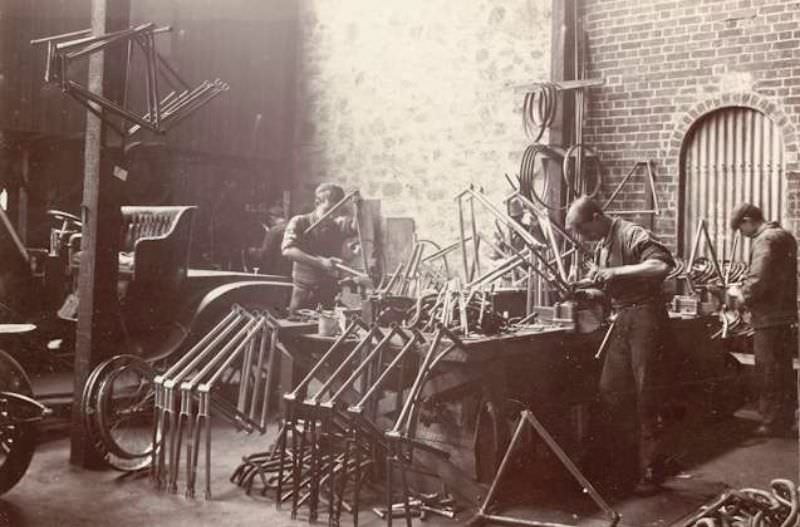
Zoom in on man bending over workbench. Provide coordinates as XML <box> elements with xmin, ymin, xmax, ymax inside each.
<box><xmin>566</xmin><ymin>196</ymin><xmax>676</xmax><ymax>496</ymax></box>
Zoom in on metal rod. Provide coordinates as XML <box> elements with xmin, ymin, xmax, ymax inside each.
<box><xmin>334</xmin><ymin>262</ymin><xmax>369</xmax><ymax>280</ymax></box>
<box><xmin>646</xmin><ymin>160</ymin><xmax>660</xmax><ymax>215</ymax></box>
<box><xmin>475</xmin><ymin>408</ymin><xmax>529</xmax><ymax>517</ymax></box>
<box><xmin>686</xmin><ymin>220</ymin><xmax>705</xmax><ymax>271</ymax></box>
<box><xmin>594</xmin><ymin>319</ymin><xmax>616</xmax><ymax>360</ymax></box>
<box><xmin>457</xmin><ymin>196</ymin><xmax>470</xmax><ymax>281</ymax></box>
<box><xmin>469</xmin><ymin>195</ymin><xmax>481</xmax><ymax>279</ymax></box>
<box><xmin>350</xmin><ymin>334</ymin><xmax>418</xmax><ymax>412</ymax></box>
<box><xmin>700</xmin><ymin>220</ymin><xmax>724</xmax><ymax>281</ymax></box>
<box><xmin>391</xmin><ymin>329</ymin><xmax>443</xmax><ymax>435</ymax></box>
<box><xmin>521</xmin><ymin>410</ymin><xmax>619</xmax><ymax>525</ymax></box>
<box><xmin>62</xmin><ymin>23</ymin><xmax>155</xmax><ymax>58</ymax></box>
<box><xmin>381</xmin><ymin>263</ymin><xmax>404</xmax><ymax>295</ymax></box>
<box><xmin>420</xmin><ymin>236</ymin><xmax>472</xmax><ymax>263</ymax></box>
<box><xmin>307</xmin><ymin>326</ymin><xmax>382</xmax><ymax>405</ymax></box>
<box><xmin>724</xmin><ymin>230</ymin><xmax>741</xmax><ymax>287</ymax></box>
<box><xmin>508</xmin><ymin>191</ymin><xmax>591</xmax><ymax>257</ymax></box>
<box><xmin>328</xmin><ymin>327</ymin><xmax>398</xmax><ymax>404</ymax></box>
<box><xmin>155</xmin><ymin>50</ymin><xmax>192</xmax><ymax>91</ymax></box>
<box><xmin>287</xmin><ymin>319</ymin><xmax>364</xmax><ymax>401</ymax></box>
<box><xmin>354</xmin><ymin>198</ymin><xmax>370</xmax><ymax>278</ymax></box>
<box><xmin>148</xmin><ymin>32</ymin><xmax>161</xmax><ymax>126</ymax></box>
<box><xmin>66</xmin><ymin>80</ymin><xmax>155</xmax><ymax>128</ymax></box>
<box><xmin>303</xmin><ymin>191</ymin><xmax>360</xmax><ymax>235</ymax></box>
<box><xmin>30</xmin><ymin>27</ymin><xmax>92</xmax><ymax>45</ymax></box>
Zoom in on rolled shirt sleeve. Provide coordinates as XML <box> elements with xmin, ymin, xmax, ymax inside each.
<box><xmin>627</xmin><ymin>224</ymin><xmax>675</xmax><ymax>268</ymax></box>
<box><xmin>281</xmin><ymin>215</ymin><xmax>304</xmax><ymax>253</ymax></box>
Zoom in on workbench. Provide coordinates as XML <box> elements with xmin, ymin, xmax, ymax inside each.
<box><xmin>274</xmin><ymin>313</ymin><xmax>735</xmax><ymax>505</ymax></box>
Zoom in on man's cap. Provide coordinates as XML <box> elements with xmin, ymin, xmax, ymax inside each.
<box><xmin>729</xmin><ymin>202</ymin><xmax>763</xmax><ymax>230</ymax></box>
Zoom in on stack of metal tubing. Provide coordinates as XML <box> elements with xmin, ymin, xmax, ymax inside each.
<box><xmin>681</xmin><ymin>479</ymin><xmax>798</xmax><ymax>527</ymax></box>
<box><xmin>455</xmin><ymin>186</ymin><xmax>573</xmax><ymax>299</ymax></box>
<box><xmin>403</xmin><ymin>285</ymin><xmax>509</xmax><ymax>335</ymax></box>
<box><xmin>232</xmin><ymin>321</ymin><xmax>462</xmax><ymax>525</ymax></box>
<box><xmin>151</xmin><ymin>305</ymin><xmax>281</xmax><ymax>499</ymax></box>
<box><xmin>377</xmin><ymin>240</ymin><xmax>452</xmax><ymax>299</ymax></box>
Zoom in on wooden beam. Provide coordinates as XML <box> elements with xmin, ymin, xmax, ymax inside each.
<box><xmin>545</xmin><ymin>0</ymin><xmax>578</xmax><ymax>218</ymax></box>
<box><xmin>70</xmin><ymin>0</ymin><xmax>130</xmax><ymax>468</ymax></box>
<box><xmin>17</xmin><ymin>149</ymin><xmax>30</xmax><ymax>244</ymax></box>
<box><xmin>508</xmin><ymin>77</ymin><xmax>604</xmax><ymax>92</ymax></box>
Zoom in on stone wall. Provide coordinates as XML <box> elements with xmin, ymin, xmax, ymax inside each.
<box><xmin>292</xmin><ymin>0</ymin><xmax>552</xmax><ymax>246</ymax></box>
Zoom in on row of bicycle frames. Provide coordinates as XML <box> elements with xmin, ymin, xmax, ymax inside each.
<box><xmin>82</xmin><ymin>303</ymin><xmax>462</xmax><ymax>524</ymax></box>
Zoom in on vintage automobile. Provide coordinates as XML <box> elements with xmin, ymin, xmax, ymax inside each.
<box><xmin>0</xmin><ymin>203</ymin><xmax>293</xmax><ymax>478</ymax></box>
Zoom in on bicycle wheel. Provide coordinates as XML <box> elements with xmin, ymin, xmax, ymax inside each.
<box><xmin>81</xmin><ymin>355</ymin><xmax>133</xmax><ymax>463</ymax></box>
<box><xmin>96</xmin><ymin>357</ymin><xmax>156</xmax><ymax>471</ymax></box>
<box><xmin>0</xmin><ymin>350</ymin><xmax>37</xmax><ymax>495</ymax></box>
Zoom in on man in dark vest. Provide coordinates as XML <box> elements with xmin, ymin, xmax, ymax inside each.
<box><xmin>728</xmin><ymin>202</ymin><xmax>798</xmax><ymax>437</ymax></box>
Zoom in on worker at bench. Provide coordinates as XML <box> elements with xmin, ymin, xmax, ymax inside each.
<box><xmin>567</xmin><ymin>196</ymin><xmax>676</xmax><ymax>496</ymax></box>
<box><xmin>281</xmin><ymin>183</ymin><xmax>358</xmax><ymax>313</ymax></box>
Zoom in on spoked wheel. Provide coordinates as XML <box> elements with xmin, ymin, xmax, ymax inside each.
<box><xmin>0</xmin><ymin>350</ymin><xmax>37</xmax><ymax>495</ymax></box>
<box><xmin>82</xmin><ymin>355</ymin><xmax>156</xmax><ymax>471</ymax></box>
<box><xmin>96</xmin><ymin>357</ymin><xmax>156</xmax><ymax>471</ymax></box>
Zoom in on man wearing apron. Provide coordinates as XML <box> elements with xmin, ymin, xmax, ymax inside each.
<box><xmin>566</xmin><ymin>196</ymin><xmax>675</xmax><ymax>495</ymax></box>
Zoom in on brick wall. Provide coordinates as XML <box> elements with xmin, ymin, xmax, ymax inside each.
<box><xmin>292</xmin><ymin>0</ymin><xmax>552</xmax><ymax>243</ymax></box>
<box><xmin>582</xmin><ymin>0</ymin><xmax>800</xmax><ymax>251</ymax></box>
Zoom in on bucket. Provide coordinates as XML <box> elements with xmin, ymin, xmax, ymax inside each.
<box><xmin>318</xmin><ymin>310</ymin><xmax>339</xmax><ymax>337</ymax></box>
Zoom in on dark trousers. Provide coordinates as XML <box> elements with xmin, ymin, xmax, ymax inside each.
<box><xmin>599</xmin><ymin>303</ymin><xmax>673</xmax><ymax>477</ymax></box>
<box><xmin>288</xmin><ymin>280</ymin><xmax>339</xmax><ymax>312</ymax></box>
<box><xmin>753</xmin><ymin>324</ymin><xmax>797</xmax><ymax>428</ymax></box>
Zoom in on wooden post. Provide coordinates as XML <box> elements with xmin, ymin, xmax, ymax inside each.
<box><xmin>17</xmin><ymin>148</ymin><xmax>30</xmax><ymax>244</ymax></box>
<box><xmin>548</xmin><ymin>0</ymin><xmax>577</xmax><ymax>215</ymax></box>
<box><xmin>70</xmin><ymin>0</ymin><xmax>130</xmax><ymax>467</ymax></box>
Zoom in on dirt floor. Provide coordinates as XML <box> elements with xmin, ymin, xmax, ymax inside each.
<box><xmin>0</xmin><ymin>404</ymin><xmax>796</xmax><ymax>527</ymax></box>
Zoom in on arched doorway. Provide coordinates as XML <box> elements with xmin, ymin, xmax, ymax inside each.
<box><xmin>679</xmin><ymin>106</ymin><xmax>785</xmax><ymax>261</ymax></box>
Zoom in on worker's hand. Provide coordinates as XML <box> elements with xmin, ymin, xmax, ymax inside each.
<box><xmin>320</xmin><ymin>256</ymin><xmax>343</xmax><ymax>273</ymax></box>
<box><xmin>726</xmin><ymin>284</ymin><xmax>743</xmax><ymax>299</ymax></box>
<box><xmin>593</xmin><ymin>267</ymin><xmax>616</xmax><ymax>284</ymax></box>
<box><xmin>568</xmin><ymin>277</ymin><xmax>597</xmax><ymax>291</ymax></box>
<box><xmin>726</xmin><ymin>284</ymin><xmax>745</xmax><ymax>310</ymax></box>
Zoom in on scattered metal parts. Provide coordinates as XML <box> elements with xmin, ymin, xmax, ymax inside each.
<box><xmin>682</xmin><ymin>480</ymin><xmax>799</xmax><ymax>527</ymax></box>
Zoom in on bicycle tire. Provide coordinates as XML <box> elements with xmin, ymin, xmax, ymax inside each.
<box><xmin>522</xmin><ymin>144</ymin><xmax>561</xmax><ymax>211</ymax></box>
<box><xmin>82</xmin><ymin>355</ymin><xmax>148</xmax><ymax>468</ymax></box>
<box><xmin>96</xmin><ymin>356</ymin><xmax>156</xmax><ymax>471</ymax></box>
<box><xmin>519</xmin><ymin>143</ymin><xmax>550</xmax><ymax>208</ymax></box>
<box><xmin>81</xmin><ymin>355</ymin><xmax>131</xmax><ymax>461</ymax></box>
<box><xmin>561</xmin><ymin>144</ymin><xmax>602</xmax><ymax>202</ymax></box>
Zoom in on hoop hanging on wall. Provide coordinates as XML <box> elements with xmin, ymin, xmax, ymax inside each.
<box><xmin>522</xmin><ymin>83</ymin><xmax>558</xmax><ymax>143</ymax></box>
<box><xmin>561</xmin><ymin>143</ymin><xmax>602</xmax><ymax>202</ymax></box>
<box><xmin>518</xmin><ymin>144</ymin><xmax>551</xmax><ymax>209</ymax></box>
